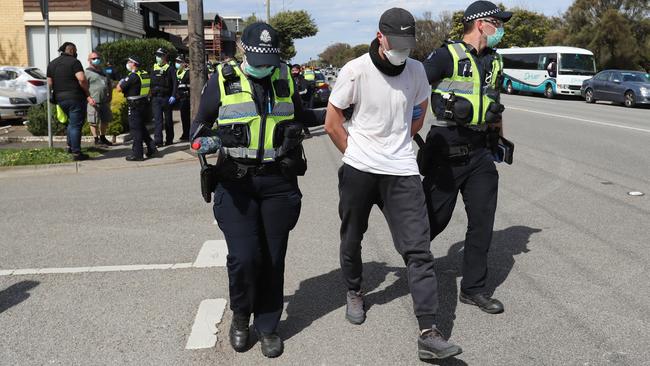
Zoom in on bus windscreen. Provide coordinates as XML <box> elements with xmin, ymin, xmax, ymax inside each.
<box><xmin>559</xmin><ymin>54</ymin><xmax>596</xmax><ymax>75</ymax></box>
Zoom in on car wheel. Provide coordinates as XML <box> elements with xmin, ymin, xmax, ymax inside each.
<box><xmin>544</xmin><ymin>84</ymin><xmax>554</xmax><ymax>99</ymax></box>
<box><xmin>585</xmin><ymin>88</ymin><xmax>596</xmax><ymax>103</ymax></box>
<box><xmin>624</xmin><ymin>91</ymin><xmax>636</xmax><ymax>108</ymax></box>
<box><xmin>506</xmin><ymin>80</ymin><xmax>516</xmax><ymax>95</ymax></box>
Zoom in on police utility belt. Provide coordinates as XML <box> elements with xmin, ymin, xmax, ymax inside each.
<box><xmin>126</xmin><ymin>95</ymin><xmax>149</xmax><ymax>105</ymax></box>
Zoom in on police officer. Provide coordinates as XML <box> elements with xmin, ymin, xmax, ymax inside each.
<box><xmin>117</xmin><ymin>56</ymin><xmax>157</xmax><ymax>161</ymax></box>
<box><xmin>190</xmin><ymin>22</ymin><xmax>324</xmax><ymax>358</ymax></box>
<box><xmin>174</xmin><ymin>55</ymin><xmax>191</xmax><ymax>141</ymax></box>
<box><xmin>150</xmin><ymin>48</ymin><xmax>177</xmax><ymax>146</ymax></box>
<box><xmin>421</xmin><ymin>0</ymin><xmax>512</xmax><ymax>314</ymax></box>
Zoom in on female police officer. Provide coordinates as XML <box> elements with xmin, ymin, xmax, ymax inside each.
<box><xmin>190</xmin><ymin>22</ymin><xmax>324</xmax><ymax>358</ymax></box>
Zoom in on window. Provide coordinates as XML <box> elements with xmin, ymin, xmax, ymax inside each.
<box><xmin>0</xmin><ymin>70</ymin><xmax>18</xmax><ymax>81</ymax></box>
<box><xmin>594</xmin><ymin>72</ymin><xmax>610</xmax><ymax>81</ymax></box>
<box><xmin>609</xmin><ymin>72</ymin><xmax>622</xmax><ymax>82</ymax></box>
<box><xmin>622</xmin><ymin>72</ymin><xmax>650</xmax><ymax>82</ymax></box>
<box><xmin>92</xmin><ymin>28</ymin><xmax>100</xmax><ymax>48</ymax></box>
<box><xmin>559</xmin><ymin>53</ymin><xmax>596</xmax><ymax>75</ymax></box>
<box><xmin>501</xmin><ymin>54</ymin><xmax>539</xmax><ymax>70</ymax></box>
<box><xmin>25</xmin><ymin>68</ymin><xmax>46</xmax><ymax>80</ymax></box>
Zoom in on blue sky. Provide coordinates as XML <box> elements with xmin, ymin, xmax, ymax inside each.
<box><xmin>180</xmin><ymin>0</ymin><xmax>573</xmax><ymax>63</ymax></box>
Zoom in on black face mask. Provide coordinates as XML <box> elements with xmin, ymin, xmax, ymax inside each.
<box><xmin>369</xmin><ymin>38</ymin><xmax>406</xmax><ymax>77</ymax></box>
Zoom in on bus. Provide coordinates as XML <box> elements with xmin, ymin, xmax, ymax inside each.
<box><xmin>497</xmin><ymin>46</ymin><xmax>596</xmax><ymax>98</ymax></box>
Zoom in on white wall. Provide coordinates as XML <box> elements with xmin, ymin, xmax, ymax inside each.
<box><xmin>27</xmin><ymin>27</ymin><xmax>92</xmax><ymax>74</ymax></box>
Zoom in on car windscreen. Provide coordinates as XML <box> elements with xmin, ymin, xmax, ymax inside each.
<box><xmin>25</xmin><ymin>68</ymin><xmax>46</xmax><ymax>80</ymax></box>
<box><xmin>315</xmin><ymin>73</ymin><xmax>325</xmax><ymax>81</ymax></box>
<box><xmin>559</xmin><ymin>54</ymin><xmax>596</xmax><ymax>75</ymax></box>
<box><xmin>622</xmin><ymin>72</ymin><xmax>650</xmax><ymax>82</ymax></box>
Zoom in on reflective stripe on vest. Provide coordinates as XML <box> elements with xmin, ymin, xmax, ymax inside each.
<box><xmin>136</xmin><ymin>71</ymin><xmax>150</xmax><ymax>96</ymax></box>
<box><xmin>432</xmin><ymin>43</ymin><xmax>502</xmax><ymax>125</ymax></box>
<box><xmin>216</xmin><ymin>62</ymin><xmax>295</xmax><ymax>162</ymax></box>
<box><xmin>176</xmin><ymin>69</ymin><xmax>187</xmax><ymax>81</ymax></box>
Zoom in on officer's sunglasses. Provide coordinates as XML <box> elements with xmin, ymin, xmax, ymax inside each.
<box><xmin>480</xmin><ymin>18</ymin><xmax>503</xmax><ymax>28</ymax></box>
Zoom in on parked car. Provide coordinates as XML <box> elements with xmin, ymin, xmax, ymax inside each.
<box><xmin>0</xmin><ymin>88</ymin><xmax>37</xmax><ymax>122</ymax></box>
<box><xmin>581</xmin><ymin>70</ymin><xmax>650</xmax><ymax>107</ymax></box>
<box><xmin>312</xmin><ymin>70</ymin><xmax>331</xmax><ymax>107</ymax></box>
<box><xmin>0</xmin><ymin>66</ymin><xmax>48</xmax><ymax>104</ymax></box>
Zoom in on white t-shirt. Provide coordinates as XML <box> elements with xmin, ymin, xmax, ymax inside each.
<box><xmin>329</xmin><ymin>54</ymin><xmax>430</xmax><ymax>176</ymax></box>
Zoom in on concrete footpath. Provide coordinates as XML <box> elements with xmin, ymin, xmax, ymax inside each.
<box><xmin>0</xmin><ymin>115</ymin><xmax>195</xmax><ymax>179</ymax></box>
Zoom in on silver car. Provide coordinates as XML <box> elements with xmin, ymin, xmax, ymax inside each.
<box><xmin>0</xmin><ymin>66</ymin><xmax>48</xmax><ymax>104</ymax></box>
<box><xmin>0</xmin><ymin>88</ymin><xmax>37</xmax><ymax>121</ymax></box>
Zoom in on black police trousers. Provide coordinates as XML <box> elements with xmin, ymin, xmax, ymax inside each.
<box><xmin>338</xmin><ymin>164</ymin><xmax>438</xmax><ymax>329</ymax></box>
<box><xmin>213</xmin><ymin>174</ymin><xmax>302</xmax><ymax>334</ymax></box>
<box><xmin>151</xmin><ymin>96</ymin><xmax>173</xmax><ymax>144</ymax></box>
<box><xmin>178</xmin><ymin>97</ymin><xmax>191</xmax><ymax>139</ymax></box>
<box><xmin>422</xmin><ymin>126</ymin><xmax>499</xmax><ymax>296</ymax></box>
<box><xmin>127</xmin><ymin>101</ymin><xmax>154</xmax><ymax>158</ymax></box>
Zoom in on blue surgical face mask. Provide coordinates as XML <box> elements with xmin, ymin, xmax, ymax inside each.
<box><xmin>175</xmin><ymin>63</ymin><xmax>182</xmax><ymax>69</ymax></box>
<box><xmin>91</xmin><ymin>58</ymin><xmax>102</xmax><ymax>66</ymax></box>
<box><xmin>486</xmin><ymin>25</ymin><xmax>505</xmax><ymax>48</ymax></box>
<box><xmin>105</xmin><ymin>68</ymin><xmax>113</xmax><ymax>74</ymax></box>
<box><xmin>245</xmin><ymin>64</ymin><xmax>274</xmax><ymax>79</ymax></box>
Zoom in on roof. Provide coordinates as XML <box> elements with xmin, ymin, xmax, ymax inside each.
<box><xmin>497</xmin><ymin>46</ymin><xmax>594</xmax><ymax>55</ymax></box>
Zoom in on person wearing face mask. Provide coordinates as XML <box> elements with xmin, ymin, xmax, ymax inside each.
<box><xmin>420</xmin><ymin>0</ymin><xmax>512</xmax><ymax>315</ymax></box>
<box><xmin>189</xmin><ymin>22</ymin><xmax>325</xmax><ymax>358</ymax></box>
<box><xmin>290</xmin><ymin>64</ymin><xmax>312</xmax><ymax>137</ymax></box>
<box><xmin>85</xmin><ymin>51</ymin><xmax>114</xmax><ymax>146</ymax></box>
<box><xmin>149</xmin><ymin>48</ymin><xmax>178</xmax><ymax>147</ymax></box>
<box><xmin>174</xmin><ymin>55</ymin><xmax>191</xmax><ymax>142</ymax></box>
<box><xmin>116</xmin><ymin>56</ymin><xmax>157</xmax><ymax>161</ymax></box>
<box><xmin>324</xmin><ymin>8</ymin><xmax>462</xmax><ymax>361</ymax></box>
<box><xmin>47</xmin><ymin>42</ymin><xmax>96</xmax><ymax>160</ymax></box>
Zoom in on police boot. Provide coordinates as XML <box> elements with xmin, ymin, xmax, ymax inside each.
<box><xmin>229</xmin><ymin>313</ymin><xmax>250</xmax><ymax>352</ymax></box>
<box><xmin>257</xmin><ymin>331</ymin><xmax>284</xmax><ymax>358</ymax></box>
<box><xmin>459</xmin><ymin>292</ymin><xmax>504</xmax><ymax>314</ymax></box>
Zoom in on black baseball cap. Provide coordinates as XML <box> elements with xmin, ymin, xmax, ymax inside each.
<box><xmin>463</xmin><ymin>1</ymin><xmax>512</xmax><ymax>23</ymax></box>
<box><xmin>379</xmin><ymin>8</ymin><xmax>416</xmax><ymax>49</ymax></box>
<box><xmin>241</xmin><ymin>22</ymin><xmax>281</xmax><ymax>68</ymax></box>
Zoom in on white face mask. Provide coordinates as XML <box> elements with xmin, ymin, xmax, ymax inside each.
<box><xmin>125</xmin><ymin>63</ymin><xmax>132</xmax><ymax>72</ymax></box>
<box><xmin>383</xmin><ymin>48</ymin><xmax>411</xmax><ymax>66</ymax></box>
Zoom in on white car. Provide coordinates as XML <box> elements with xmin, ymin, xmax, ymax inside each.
<box><xmin>0</xmin><ymin>88</ymin><xmax>37</xmax><ymax>122</ymax></box>
<box><xmin>0</xmin><ymin>66</ymin><xmax>48</xmax><ymax>104</ymax></box>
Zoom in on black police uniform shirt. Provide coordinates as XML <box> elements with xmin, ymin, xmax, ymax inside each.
<box><xmin>190</xmin><ymin>68</ymin><xmax>322</xmax><ymax>140</ymax></box>
<box><xmin>47</xmin><ymin>53</ymin><xmax>85</xmax><ymax>102</ymax></box>
<box><xmin>119</xmin><ymin>72</ymin><xmax>143</xmax><ymax>98</ymax></box>
<box><xmin>423</xmin><ymin>42</ymin><xmax>501</xmax><ymax>126</ymax></box>
<box><xmin>177</xmin><ymin>70</ymin><xmax>190</xmax><ymax>97</ymax></box>
<box><xmin>150</xmin><ymin>63</ymin><xmax>178</xmax><ymax>97</ymax></box>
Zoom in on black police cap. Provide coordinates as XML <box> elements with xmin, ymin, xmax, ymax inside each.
<box><xmin>240</xmin><ymin>22</ymin><xmax>281</xmax><ymax>68</ymax></box>
<box><xmin>463</xmin><ymin>1</ymin><xmax>512</xmax><ymax>23</ymax></box>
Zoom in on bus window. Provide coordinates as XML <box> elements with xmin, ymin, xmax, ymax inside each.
<box><xmin>559</xmin><ymin>54</ymin><xmax>596</xmax><ymax>75</ymax></box>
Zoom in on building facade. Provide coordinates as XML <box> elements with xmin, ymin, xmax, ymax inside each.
<box><xmin>161</xmin><ymin>13</ymin><xmax>242</xmax><ymax>61</ymax></box>
<box><xmin>0</xmin><ymin>0</ymin><xmax>181</xmax><ymax>73</ymax></box>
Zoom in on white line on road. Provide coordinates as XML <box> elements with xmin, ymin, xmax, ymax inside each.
<box><xmin>193</xmin><ymin>240</ymin><xmax>228</xmax><ymax>268</ymax></box>
<box><xmin>508</xmin><ymin>106</ymin><xmax>650</xmax><ymax>133</ymax></box>
<box><xmin>185</xmin><ymin>298</ymin><xmax>227</xmax><ymax>350</ymax></box>
<box><xmin>1</xmin><ymin>240</ymin><xmax>228</xmax><ymax>277</ymax></box>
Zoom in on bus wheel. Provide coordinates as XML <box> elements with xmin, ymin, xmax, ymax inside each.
<box><xmin>585</xmin><ymin>88</ymin><xmax>596</xmax><ymax>103</ymax></box>
<box><xmin>506</xmin><ymin>81</ymin><xmax>516</xmax><ymax>95</ymax></box>
<box><xmin>624</xmin><ymin>91</ymin><xmax>636</xmax><ymax>108</ymax></box>
<box><xmin>544</xmin><ymin>84</ymin><xmax>555</xmax><ymax>99</ymax></box>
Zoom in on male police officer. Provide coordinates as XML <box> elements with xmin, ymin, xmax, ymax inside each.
<box><xmin>421</xmin><ymin>0</ymin><xmax>511</xmax><ymax>314</ymax></box>
<box><xmin>117</xmin><ymin>56</ymin><xmax>157</xmax><ymax>161</ymax></box>
<box><xmin>150</xmin><ymin>48</ymin><xmax>177</xmax><ymax>146</ymax></box>
<box><xmin>190</xmin><ymin>22</ymin><xmax>324</xmax><ymax>358</ymax></box>
<box><xmin>174</xmin><ymin>55</ymin><xmax>191</xmax><ymax>141</ymax></box>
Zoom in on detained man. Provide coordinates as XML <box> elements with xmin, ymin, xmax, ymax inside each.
<box><xmin>324</xmin><ymin>7</ymin><xmax>462</xmax><ymax>361</ymax></box>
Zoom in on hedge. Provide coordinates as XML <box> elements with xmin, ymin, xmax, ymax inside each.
<box><xmin>96</xmin><ymin>38</ymin><xmax>177</xmax><ymax>73</ymax></box>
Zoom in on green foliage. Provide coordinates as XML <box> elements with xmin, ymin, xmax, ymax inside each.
<box><xmin>25</xmin><ymin>104</ymin><xmax>66</xmax><ymax>136</ymax></box>
<box><xmin>269</xmin><ymin>10</ymin><xmax>318</xmax><ymax>61</ymax></box>
<box><xmin>96</xmin><ymin>38</ymin><xmax>177</xmax><ymax>73</ymax></box>
<box><xmin>318</xmin><ymin>43</ymin><xmax>370</xmax><ymax>67</ymax></box>
<box><xmin>0</xmin><ymin>147</ymin><xmax>102</xmax><ymax>166</ymax></box>
<box><xmin>413</xmin><ymin>11</ymin><xmax>453</xmax><ymax>61</ymax></box>
<box><xmin>548</xmin><ymin>0</ymin><xmax>650</xmax><ymax>70</ymax></box>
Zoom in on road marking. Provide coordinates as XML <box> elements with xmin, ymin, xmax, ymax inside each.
<box><xmin>185</xmin><ymin>298</ymin><xmax>227</xmax><ymax>350</ymax></box>
<box><xmin>1</xmin><ymin>240</ymin><xmax>228</xmax><ymax>277</ymax></box>
<box><xmin>193</xmin><ymin>240</ymin><xmax>228</xmax><ymax>268</ymax></box>
<box><xmin>508</xmin><ymin>106</ymin><xmax>650</xmax><ymax>133</ymax></box>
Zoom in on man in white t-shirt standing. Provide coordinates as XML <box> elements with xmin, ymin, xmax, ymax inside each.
<box><xmin>324</xmin><ymin>8</ymin><xmax>462</xmax><ymax>361</ymax></box>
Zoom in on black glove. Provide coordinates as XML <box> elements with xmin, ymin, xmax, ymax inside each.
<box><xmin>485</xmin><ymin>102</ymin><xmax>505</xmax><ymax>124</ymax></box>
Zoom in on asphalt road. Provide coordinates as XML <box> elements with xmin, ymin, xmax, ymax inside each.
<box><xmin>0</xmin><ymin>95</ymin><xmax>649</xmax><ymax>365</ymax></box>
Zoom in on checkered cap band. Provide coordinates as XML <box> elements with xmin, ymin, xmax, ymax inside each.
<box><xmin>463</xmin><ymin>8</ymin><xmax>500</xmax><ymax>22</ymax></box>
<box><xmin>242</xmin><ymin>43</ymin><xmax>280</xmax><ymax>54</ymax></box>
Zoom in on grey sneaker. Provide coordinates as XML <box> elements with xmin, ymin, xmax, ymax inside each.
<box><xmin>418</xmin><ymin>327</ymin><xmax>462</xmax><ymax>360</ymax></box>
<box><xmin>345</xmin><ymin>290</ymin><xmax>365</xmax><ymax>325</ymax></box>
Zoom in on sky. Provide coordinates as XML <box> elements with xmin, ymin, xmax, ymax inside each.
<box><xmin>180</xmin><ymin>0</ymin><xmax>574</xmax><ymax>63</ymax></box>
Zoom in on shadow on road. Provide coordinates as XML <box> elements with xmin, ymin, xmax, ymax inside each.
<box><xmin>435</xmin><ymin>225</ymin><xmax>542</xmax><ymax>339</ymax></box>
<box><xmin>90</xmin><ymin>142</ymin><xmax>191</xmax><ymax>161</ymax></box>
<box><xmin>0</xmin><ymin>280</ymin><xmax>39</xmax><ymax>314</ymax></box>
<box><xmin>281</xmin><ymin>225</ymin><xmax>541</xmax><ymax>347</ymax></box>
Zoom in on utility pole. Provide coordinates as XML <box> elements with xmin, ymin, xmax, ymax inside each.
<box><xmin>40</xmin><ymin>0</ymin><xmax>52</xmax><ymax>148</ymax></box>
<box><xmin>266</xmin><ymin>0</ymin><xmax>271</xmax><ymax>23</ymax></box>
<box><xmin>187</xmin><ymin>0</ymin><xmax>207</xmax><ymax>122</ymax></box>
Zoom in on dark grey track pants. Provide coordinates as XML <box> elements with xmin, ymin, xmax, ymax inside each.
<box><xmin>338</xmin><ymin>163</ymin><xmax>439</xmax><ymax>320</ymax></box>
